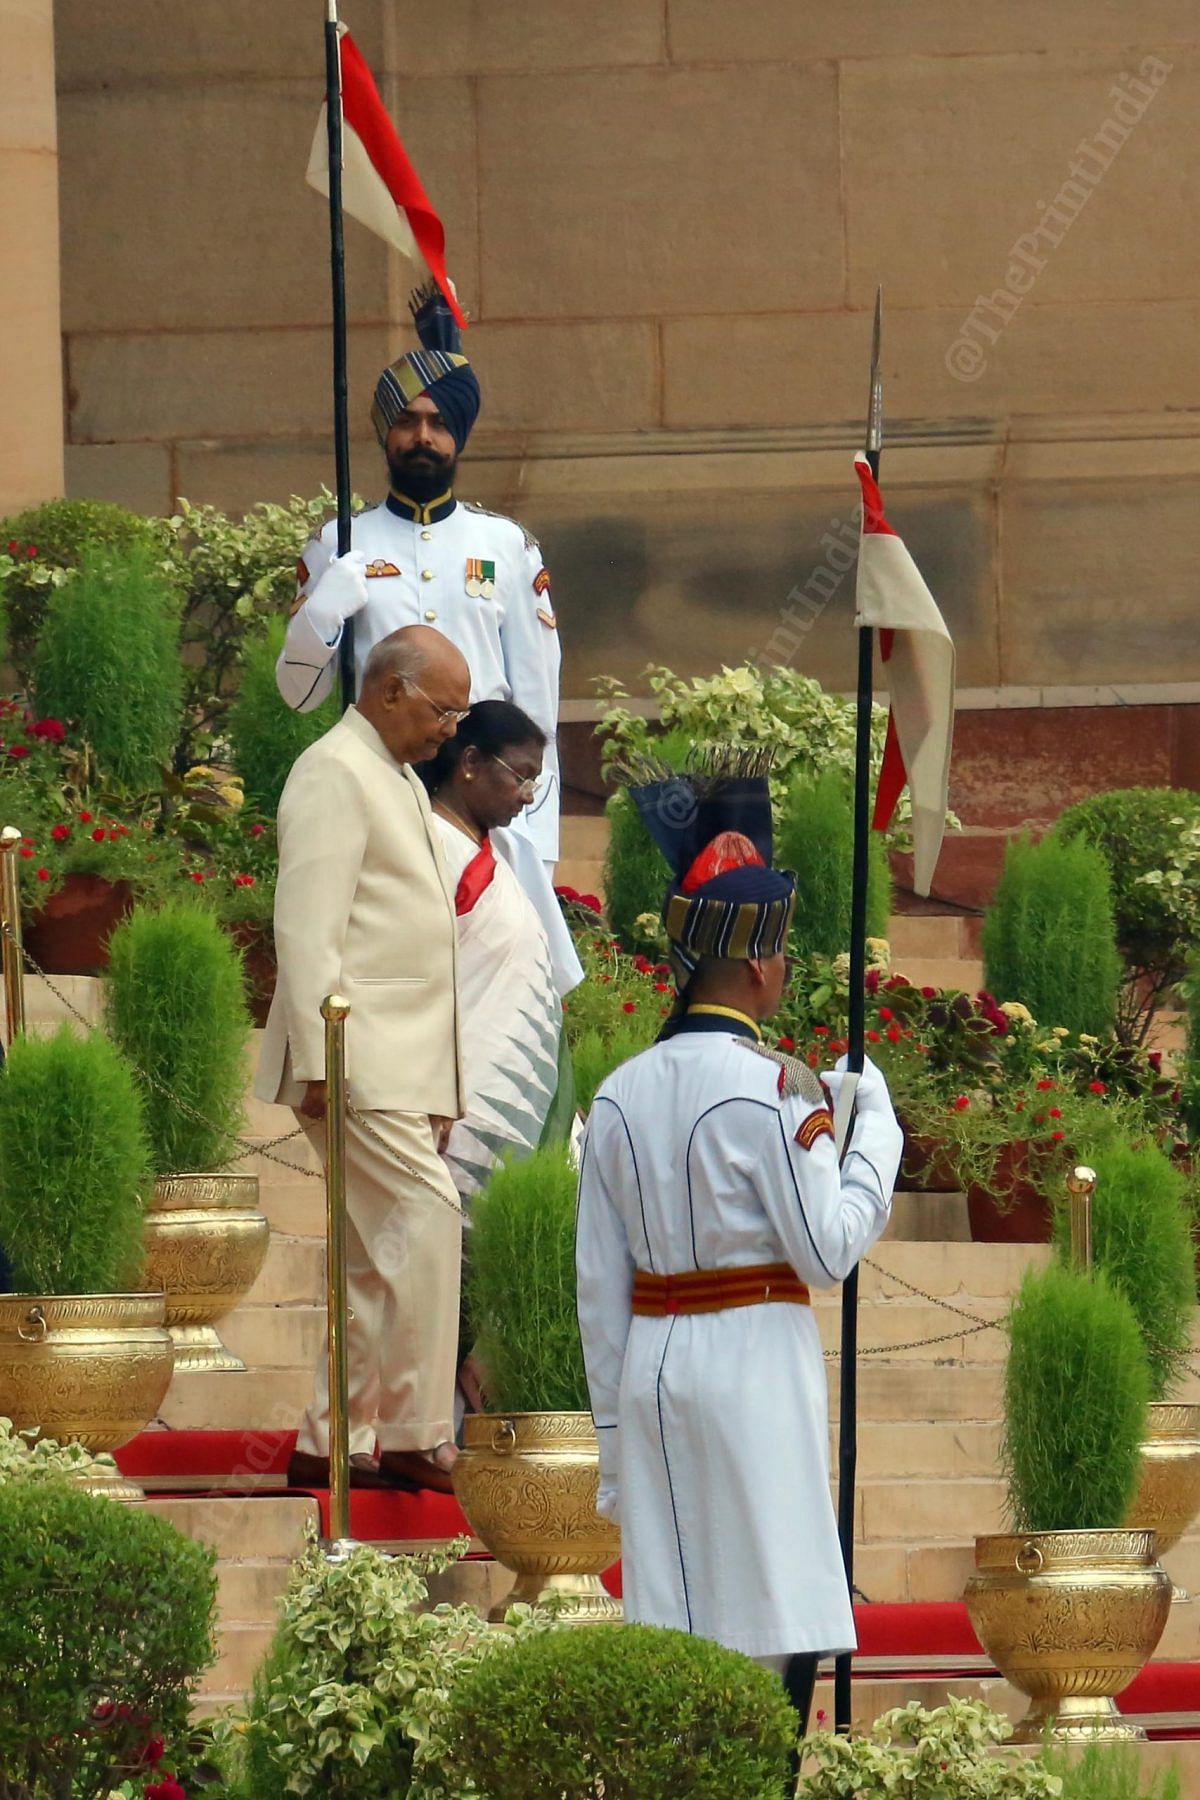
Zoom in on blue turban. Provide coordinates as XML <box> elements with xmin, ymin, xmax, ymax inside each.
<box><xmin>371</xmin><ymin>283</ymin><xmax>481</xmax><ymax>453</ymax></box>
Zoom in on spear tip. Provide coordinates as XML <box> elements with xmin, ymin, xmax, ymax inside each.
<box><xmin>866</xmin><ymin>286</ymin><xmax>883</xmax><ymax>457</ymax></box>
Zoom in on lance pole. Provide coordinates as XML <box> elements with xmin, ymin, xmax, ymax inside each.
<box><xmin>834</xmin><ymin>286</ymin><xmax>883</xmax><ymax>1735</ymax></box>
<box><xmin>321</xmin><ymin>991</ymin><xmax>358</xmax><ymax>1561</ymax></box>
<box><xmin>323</xmin><ymin>0</ymin><xmax>355</xmax><ymax>713</ymax></box>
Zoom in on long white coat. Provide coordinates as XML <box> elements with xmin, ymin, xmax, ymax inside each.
<box><xmin>576</xmin><ymin>1031</ymin><xmax>902</xmax><ymax>1659</ymax></box>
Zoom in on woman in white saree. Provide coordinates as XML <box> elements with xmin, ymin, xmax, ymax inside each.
<box><xmin>417</xmin><ymin>701</ymin><xmax>564</xmax><ymax>1205</ymax></box>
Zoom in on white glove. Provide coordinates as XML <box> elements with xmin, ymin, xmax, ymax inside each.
<box><xmin>303</xmin><ymin>550</ymin><xmax>370</xmax><ymax>643</ymax></box>
<box><xmin>824</xmin><ymin>1053</ymin><xmax>891</xmax><ymax>1115</ymax></box>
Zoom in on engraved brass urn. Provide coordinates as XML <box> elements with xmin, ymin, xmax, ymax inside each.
<box><xmin>1126</xmin><ymin>1402</ymin><xmax>1200</xmax><ymax>1600</ymax></box>
<box><xmin>964</xmin><ymin>1529</ymin><xmax>1171</xmax><ymax>1742</ymax></box>
<box><xmin>452</xmin><ymin>1412</ymin><xmax>622</xmax><ymax>1624</ymax></box>
<box><xmin>138</xmin><ymin>1172</ymin><xmax>269</xmax><ymax>1372</ymax></box>
<box><xmin>0</xmin><ymin>1293</ymin><xmax>175</xmax><ymax>1502</ymax></box>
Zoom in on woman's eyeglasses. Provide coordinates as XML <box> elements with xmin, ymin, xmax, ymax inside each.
<box><xmin>491</xmin><ymin>752</ymin><xmax>543</xmax><ymax>798</ymax></box>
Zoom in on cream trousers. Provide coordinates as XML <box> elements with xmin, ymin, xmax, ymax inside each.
<box><xmin>295</xmin><ymin>1107</ymin><xmax>463</xmax><ymax>1457</ymax></box>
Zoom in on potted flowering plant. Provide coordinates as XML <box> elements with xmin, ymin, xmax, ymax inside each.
<box><xmin>0</xmin><ymin>701</ymin><xmax>168</xmax><ymax>971</ymax></box>
<box><xmin>940</xmin><ymin>1083</ymin><xmax>1154</xmax><ymax>1243</ymax></box>
<box><xmin>563</xmin><ymin>921</ymin><xmax>671</xmax><ymax>1113</ymax></box>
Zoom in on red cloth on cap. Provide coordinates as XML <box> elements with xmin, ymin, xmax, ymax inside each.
<box><xmin>681</xmin><ymin>831</ymin><xmax>766</xmax><ymax>894</ymax></box>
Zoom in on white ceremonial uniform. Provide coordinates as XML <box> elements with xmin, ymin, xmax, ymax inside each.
<box><xmin>276</xmin><ymin>496</ymin><xmax>581</xmax><ymax>995</ymax></box>
<box><xmin>576</xmin><ymin>1033</ymin><xmax>903</xmax><ymax>1660</ymax></box>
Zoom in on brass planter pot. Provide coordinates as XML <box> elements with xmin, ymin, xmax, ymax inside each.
<box><xmin>0</xmin><ymin>1293</ymin><xmax>174</xmax><ymax>1502</ymax></box>
<box><xmin>1126</xmin><ymin>1402</ymin><xmax>1200</xmax><ymax>1600</ymax></box>
<box><xmin>452</xmin><ymin>1411</ymin><xmax>622</xmax><ymax>1625</ymax></box>
<box><xmin>139</xmin><ymin>1172</ymin><xmax>269</xmax><ymax>1372</ymax></box>
<box><xmin>964</xmin><ymin>1529</ymin><xmax>1171</xmax><ymax>1742</ymax></box>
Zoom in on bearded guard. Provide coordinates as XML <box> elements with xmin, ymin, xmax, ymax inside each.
<box><xmin>277</xmin><ymin>285</ymin><xmax>577</xmax><ymax>994</ymax></box>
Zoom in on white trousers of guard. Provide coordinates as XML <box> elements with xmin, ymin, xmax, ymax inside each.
<box><xmin>295</xmin><ymin>1108</ymin><xmax>463</xmax><ymax>1457</ymax></box>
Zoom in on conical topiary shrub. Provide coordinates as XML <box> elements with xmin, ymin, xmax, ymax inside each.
<box><xmin>982</xmin><ymin>832</ymin><xmax>1121</xmax><ymax>1040</ymax></box>
<box><xmin>106</xmin><ymin>900</ymin><xmax>251</xmax><ymax>1176</ymax></box>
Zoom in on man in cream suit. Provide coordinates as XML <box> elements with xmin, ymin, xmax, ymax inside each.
<box><xmin>256</xmin><ymin>624</ymin><xmax>471</xmax><ymax>1494</ymax></box>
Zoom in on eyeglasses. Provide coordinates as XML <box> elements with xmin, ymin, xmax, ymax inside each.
<box><xmin>402</xmin><ymin>677</ymin><xmax>471</xmax><ymax>726</ymax></box>
<box><xmin>491</xmin><ymin>752</ymin><xmax>544</xmax><ymax>798</ymax></box>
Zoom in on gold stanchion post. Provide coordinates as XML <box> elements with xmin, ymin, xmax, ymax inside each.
<box><xmin>321</xmin><ymin>992</ymin><xmax>358</xmax><ymax>1560</ymax></box>
<box><xmin>0</xmin><ymin>824</ymin><xmax>27</xmax><ymax>1046</ymax></box>
<box><xmin>1067</xmin><ymin>1165</ymin><xmax>1096</xmax><ymax>1272</ymax></box>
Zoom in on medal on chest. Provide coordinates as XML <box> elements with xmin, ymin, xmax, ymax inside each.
<box><xmin>465</xmin><ymin>556</ymin><xmax>496</xmax><ymax>600</ymax></box>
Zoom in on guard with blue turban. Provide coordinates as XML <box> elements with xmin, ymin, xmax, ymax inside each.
<box><xmin>575</xmin><ymin>760</ymin><xmax>902</xmax><ymax>1738</ymax></box>
<box><xmin>277</xmin><ymin>284</ymin><xmax>579</xmax><ymax>996</ymax></box>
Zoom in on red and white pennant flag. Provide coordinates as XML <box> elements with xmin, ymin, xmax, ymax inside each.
<box><xmin>854</xmin><ymin>454</ymin><xmax>955</xmax><ymax>896</ymax></box>
<box><xmin>306</xmin><ymin>26</ymin><xmax>466</xmax><ymax>329</ymax></box>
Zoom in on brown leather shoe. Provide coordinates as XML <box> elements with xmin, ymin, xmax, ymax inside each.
<box><xmin>286</xmin><ymin>1450</ymin><xmax>392</xmax><ymax>1490</ymax></box>
<box><xmin>377</xmin><ymin>1448</ymin><xmax>456</xmax><ymax>1495</ymax></box>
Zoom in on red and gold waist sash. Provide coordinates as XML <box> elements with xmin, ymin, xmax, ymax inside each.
<box><xmin>631</xmin><ymin>1261</ymin><xmax>810</xmax><ymax>1317</ymax></box>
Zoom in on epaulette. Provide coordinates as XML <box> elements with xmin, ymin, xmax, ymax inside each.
<box><xmin>463</xmin><ymin>499</ymin><xmax>539</xmax><ymax>554</ymax></box>
<box><xmin>737</xmin><ymin>1038</ymin><xmax>825</xmax><ymax>1105</ymax></box>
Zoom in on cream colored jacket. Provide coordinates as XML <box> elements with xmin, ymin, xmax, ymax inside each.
<box><xmin>255</xmin><ymin>706</ymin><xmax>462</xmax><ymax>1116</ymax></box>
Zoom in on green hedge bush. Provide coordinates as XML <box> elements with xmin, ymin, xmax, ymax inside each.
<box><xmin>228</xmin><ymin>614</ymin><xmax>337</xmax><ymax>813</ymax></box>
<box><xmin>106</xmin><ymin>901</ymin><xmax>251</xmax><ymax>1175</ymax></box>
<box><xmin>1058</xmin><ymin>786</ymin><xmax>1200</xmax><ymax>973</ymax></box>
<box><xmin>442</xmin><ymin>1623</ymin><xmax>797</xmax><ymax>1799</ymax></box>
<box><xmin>0</xmin><ymin>1480</ymin><xmax>216</xmax><ymax>1797</ymax></box>
<box><xmin>777</xmin><ymin>765</ymin><xmax>891</xmax><ymax>961</ymax></box>
<box><xmin>467</xmin><ymin>1144</ymin><xmax>587</xmax><ymax>1411</ymax></box>
<box><xmin>983</xmin><ymin>833</ymin><xmax>1121</xmax><ymax>1039</ymax></box>
<box><xmin>1001</xmin><ymin>1263</ymin><xmax>1148</xmax><ymax>1532</ymax></box>
<box><xmin>0</xmin><ymin>496</ymin><xmax>159</xmax><ymax>675</ymax></box>
<box><xmin>32</xmin><ymin>545</ymin><xmax>183</xmax><ymax>788</ymax></box>
<box><xmin>0</xmin><ymin>1026</ymin><xmax>149</xmax><ymax>1295</ymax></box>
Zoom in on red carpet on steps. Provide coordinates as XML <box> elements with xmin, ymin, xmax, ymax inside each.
<box><xmin>114</xmin><ymin>1430</ymin><xmax>1200</xmax><ymax>1724</ymax></box>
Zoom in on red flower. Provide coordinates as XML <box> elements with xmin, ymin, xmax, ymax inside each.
<box><xmin>777</xmin><ymin>1036</ymin><xmax>795</xmax><ymax>1051</ymax></box>
<box><xmin>579</xmin><ymin>894</ymin><xmax>603</xmax><ymax>914</ymax></box>
<box><xmin>91</xmin><ymin>827</ymin><xmax>106</xmax><ymax>842</ymax></box>
<box><xmin>1088</xmin><ymin>1080</ymin><xmax>1106</xmax><ymax>1094</ymax></box>
<box><xmin>865</xmin><ymin>969</ymin><xmax>880</xmax><ymax>995</ymax></box>
<box><xmin>622</xmin><ymin>1000</ymin><xmax>636</xmax><ymax>1013</ymax></box>
<box><xmin>812</xmin><ymin>1025</ymin><xmax>829</xmax><ymax>1037</ymax></box>
<box><xmin>36</xmin><ymin>868</ymin><xmax>49</xmax><ymax>882</ymax></box>
<box><xmin>79</xmin><ymin>809</ymin><xmax>93</xmax><ymax>823</ymax></box>
<box><xmin>145</xmin><ymin>1778</ymin><xmax>186</xmax><ymax>1800</ymax></box>
<box><xmin>886</xmin><ymin>1025</ymin><xmax>901</xmax><ymax>1043</ymax></box>
<box><xmin>249</xmin><ymin>821</ymin><xmax>266</xmax><ymax>836</ymax></box>
<box><xmin>953</xmin><ymin>1095</ymin><xmax>970</xmax><ymax>1111</ymax></box>
<box><xmin>554</xmin><ymin>884</ymin><xmax>580</xmax><ymax>902</ymax></box>
<box><xmin>878</xmin><ymin>1007</ymin><xmax>894</xmax><ymax>1023</ymax></box>
<box><xmin>1051</xmin><ymin>1130</ymin><xmax>1065</xmax><ymax>1141</ymax></box>
<box><xmin>654</xmin><ymin>981</ymin><xmax>670</xmax><ymax>993</ymax></box>
<box><xmin>883</xmin><ymin>975</ymin><xmax>906</xmax><ymax>991</ymax></box>
<box><xmin>19</xmin><ymin>846</ymin><xmax>32</xmax><ymax>859</ymax></box>
<box><xmin>25</xmin><ymin>544</ymin><xmax>37</xmax><ymax>558</ymax></box>
<box><xmin>7</xmin><ymin>744</ymin><xmax>29</xmax><ymax>759</ymax></box>
<box><xmin>807</xmin><ymin>1051</ymin><xmax>820</xmax><ymax>1068</ymax></box>
<box><xmin>5</xmin><ymin>539</ymin><xmax>17</xmax><ymax>554</ymax></box>
<box><xmin>866</xmin><ymin>1028</ymin><xmax>881</xmax><ymax>1043</ymax></box>
<box><xmin>1014</xmin><ymin>1100</ymin><xmax>1025</xmax><ymax>1112</ymax></box>
<box><xmin>1048</xmin><ymin>1107</ymin><xmax>1062</xmax><ymax>1119</ymax></box>
<box><xmin>1148</xmin><ymin>1051</ymin><xmax>1163</xmax><ymax>1072</ymax></box>
<box><xmin>1035</xmin><ymin>1079</ymin><xmax>1055</xmax><ymax>1091</ymax></box>
<box><xmin>29</xmin><ymin>717</ymin><xmax>65</xmax><ymax>743</ymax></box>
<box><xmin>233</xmin><ymin>874</ymin><xmax>256</xmax><ymax>887</ymax></box>
<box><xmin>921</xmin><ymin>985</ymin><xmax>937</xmax><ymax>1000</ymax></box>
<box><xmin>140</xmin><ymin>1736</ymin><xmax>165</xmax><ymax>1767</ymax></box>
<box><xmin>190</xmin><ymin>871</ymin><xmax>205</xmax><ymax>884</ymax></box>
<box><xmin>51</xmin><ymin>823</ymin><xmax>71</xmax><ymax>842</ymax></box>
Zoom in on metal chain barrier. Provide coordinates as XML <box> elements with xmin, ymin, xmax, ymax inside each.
<box><xmin>5</xmin><ymin>924</ymin><xmax>464</xmax><ymax>1219</ymax></box>
<box><xmin>11</xmin><ymin>925</ymin><xmax>1092</xmax><ymax>1352</ymax></box>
